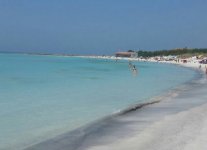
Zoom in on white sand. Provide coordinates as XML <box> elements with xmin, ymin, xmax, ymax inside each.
<box><xmin>88</xmin><ymin>103</ymin><xmax>207</xmax><ymax>150</ymax></box>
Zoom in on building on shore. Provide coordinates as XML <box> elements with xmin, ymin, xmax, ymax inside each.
<box><xmin>115</xmin><ymin>52</ymin><xmax>138</xmax><ymax>58</ymax></box>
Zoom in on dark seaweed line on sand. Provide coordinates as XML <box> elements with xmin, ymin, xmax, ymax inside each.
<box><xmin>24</xmin><ymin>100</ymin><xmax>161</xmax><ymax>150</ymax></box>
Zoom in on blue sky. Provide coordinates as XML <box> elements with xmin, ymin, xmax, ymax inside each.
<box><xmin>0</xmin><ymin>0</ymin><xmax>207</xmax><ymax>55</ymax></box>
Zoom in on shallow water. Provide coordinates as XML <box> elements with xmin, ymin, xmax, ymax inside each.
<box><xmin>25</xmin><ymin>73</ymin><xmax>207</xmax><ymax>150</ymax></box>
<box><xmin>0</xmin><ymin>53</ymin><xmax>198</xmax><ymax>150</ymax></box>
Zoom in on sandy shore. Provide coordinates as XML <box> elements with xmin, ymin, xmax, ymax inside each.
<box><xmin>87</xmin><ymin>103</ymin><xmax>207</xmax><ymax>150</ymax></box>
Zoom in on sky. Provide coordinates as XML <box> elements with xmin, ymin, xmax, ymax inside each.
<box><xmin>0</xmin><ymin>0</ymin><xmax>207</xmax><ymax>55</ymax></box>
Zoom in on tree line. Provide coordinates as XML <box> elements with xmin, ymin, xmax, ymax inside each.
<box><xmin>132</xmin><ymin>48</ymin><xmax>207</xmax><ymax>57</ymax></box>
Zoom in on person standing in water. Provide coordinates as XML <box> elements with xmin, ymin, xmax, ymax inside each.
<box><xmin>128</xmin><ymin>62</ymin><xmax>138</xmax><ymax>76</ymax></box>
<box><xmin>132</xmin><ymin>65</ymin><xmax>138</xmax><ymax>76</ymax></box>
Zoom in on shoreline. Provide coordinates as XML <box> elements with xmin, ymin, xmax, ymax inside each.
<box><xmin>75</xmin><ymin>58</ymin><xmax>207</xmax><ymax>150</ymax></box>
<box><xmin>78</xmin><ymin>55</ymin><xmax>207</xmax><ymax>74</ymax></box>
<box><xmin>24</xmin><ymin>57</ymin><xmax>207</xmax><ymax>150</ymax></box>
<box><xmin>1</xmin><ymin>53</ymin><xmax>206</xmax><ymax>150</ymax></box>
<box><xmin>1</xmin><ymin>52</ymin><xmax>206</xmax><ymax>73</ymax></box>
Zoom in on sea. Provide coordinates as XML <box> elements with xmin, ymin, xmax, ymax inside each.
<box><xmin>0</xmin><ymin>53</ymin><xmax>200</xmax><ymax>150</ymax></box>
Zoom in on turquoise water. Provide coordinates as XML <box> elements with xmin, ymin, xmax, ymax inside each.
<box><xmin>0</xmin><ymin>53</ymin><xmax>197</xmax><ymax>150</ymax></box>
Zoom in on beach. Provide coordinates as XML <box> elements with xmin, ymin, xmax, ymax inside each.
<box><xmin>0</xmin><ymin>54</ymin><xmax>206</xmax><ymax>150</ymax></box>
<box><xmin>83</xmin><ymin>57</ymin><xmax>207</xmax><ymax>150</ymax></box>
<box><xmin>83</xmin><ymin>67</ymin><xmax>207</xmax><ymax>150</ymax></box>
<box><xmin>23</xmin><ymin>56</ymin><xmax>207</xmax><ymax>150</ymax></box>
<box><xmin>1</xmin><ymin>1</ymin><xmax>207</xmax><ymax>149</ymax></box>
<box><xmin>1</xmin><ymin>53</ymin><xmax>200</xmax><ymax>150</ymax></box>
